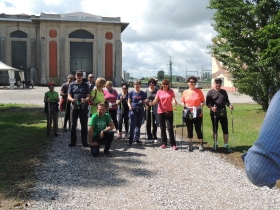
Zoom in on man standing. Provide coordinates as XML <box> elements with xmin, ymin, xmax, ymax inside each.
<box><xmin>206</xmin><ymin>78</ymin><xmax>234</xmax><ymax>153</ymax></box>
<box><xmin>60</xmin><ymin>74</ymin><xmax>74</xmax><ymax>132</ymax></box>
<box><xmin>88</xmin><ymin>103</ymin><xmax>115</xmax><ymax>157</ymax></box>
<box><xmin>68</xmin><ymin>70</ymin><xmax>90</xmax><ymax>147</ymax></box>
<box><xmin>87</xmin><ymin>74</ymin><xmax>95</xmax><ymax>92</ymax></box>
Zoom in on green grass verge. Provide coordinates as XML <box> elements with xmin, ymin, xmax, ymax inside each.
<box><xmin>173</xmin><ymin>103</ymin><xmax>265</xmax><ymax>151</ymax></box>
<box><xmin>0</xmin><ymin>104</ymin><xmax>50</xmax><ymax>204</ymax></box>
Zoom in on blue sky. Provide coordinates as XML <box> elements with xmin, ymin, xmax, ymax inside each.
<box><xmin>0</xmin><ymin>0</ymin><xmax>216</xmax><ymax>78</ymax></box>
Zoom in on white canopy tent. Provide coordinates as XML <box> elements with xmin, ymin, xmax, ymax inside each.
<box><xmin>0</xmin><ymin>61</ymin><xmax>25</xmax><ymax>89</ymax></box>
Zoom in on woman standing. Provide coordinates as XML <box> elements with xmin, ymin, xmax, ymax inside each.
<box><xmin>104</xmin><ymin>81</ymin><xmax>119</xmax><ymax>129</ymax></box>
<box><xmin>116</xmin><ymin>84</ymin><xmax>129</xmax><ymax>139</ymax></box>
<box><xmin>128</xmin><ymin>80</ymin><xmax>147</xmax><ymax>145</ymax></box>
<box><xmin>150</xmin><ymin>79</ymin><xmax>178</xmax><ymax>150</ymax></box>
<box><xmin>145</xmin><ymin>78</ymin><xmax>159</xmax><ymax>142</ymax></box>
<box><xmin>44</xmin><ymin>82</ymin><xmax>60</xmax><ymax>137</ymax></box>
<box><xmin>181</xmin><ymin>76</ymin><xmax>205</xmax><ymax>151</ymax></box>
<box><xmin>90</xmin><ymin>77</ymin><xmax>106</xmax><ymax>116</ymax></box>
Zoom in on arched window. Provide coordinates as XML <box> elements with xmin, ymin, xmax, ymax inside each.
<box><xmin>69</xmin><ymin>30</ymin><xmax>94</xmax><ymax>39</ymax></box>
<box><xmin>10</xmin><ymin>31</ymin><xmax>28</xmax><ymax>38</ymax></box>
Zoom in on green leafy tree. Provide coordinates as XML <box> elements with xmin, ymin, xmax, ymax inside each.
<box><xmin>208</xmin><ymin>0</ymin><xmax>280</xmax><ymax>111</ymax></box>
<box><xmin>157</xmin><ymin>70</ymin><xmax>165</xmax><ymax>80</ymax></box>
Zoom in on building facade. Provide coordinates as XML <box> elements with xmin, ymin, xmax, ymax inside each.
<box><xmin>0</xmin><ymin>12</ymin><xmax>129</xmax><ymax>85</ymax></box>
<box><xmin>211</xmin><ymin>57</ymin><xmax>236</xmax><ymax>92</ymax></box>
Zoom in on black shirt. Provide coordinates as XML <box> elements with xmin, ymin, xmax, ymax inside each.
<box><xmin>68</xmin><ymin>81</ymin><xmax>90</xmax><ymax>102</ymax></box>
<box><xmin>206</xmin><ymin>89</ymin><xmax>230</xmax><ymax>109</ymax></box>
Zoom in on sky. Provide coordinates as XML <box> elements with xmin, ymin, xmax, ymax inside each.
<box><xmin>0</xmin><ymin>0</ymin><xmax>216</xmax><ymax>79</ymax></box>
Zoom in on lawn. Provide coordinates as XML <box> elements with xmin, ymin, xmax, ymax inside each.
<box><xmin>173</xmin><ymin>104</ymin><xmax>265</xmax><ymax>168</ymax></box>
<box><xmin>0</xmin><ymin>104</ymin><xmax>50</xmax><ymax>208</ymax></box>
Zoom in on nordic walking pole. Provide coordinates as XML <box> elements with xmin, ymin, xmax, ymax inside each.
<box><xmin>150</xmin><ymin>101</ymin><xmax>154</xmax><ymax>148</ymax></box>
<box><xmin>213</xmin><ymin>104</ymin><xmax>217</xmax><ymax>151</ymax></box>
<box><xmin>48</xmin><ymin>100</ymin><xmax>51</xmax><ymax>136</ymax></box>
<box><xmin>231</xmin><ymin>110</ymin><xmax>235</xmax><ymax>149</ymax></box>
<box><xmin>181</xmin><ymin>110</ymin><xmax>184</xmax><ymax>151</ymax></box>
<box><xmin>173</xmin><ymin>106</ymin><xmax>177</xmax><ymax>141</ymax></box>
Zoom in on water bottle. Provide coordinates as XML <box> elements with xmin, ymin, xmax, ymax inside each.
<box><xmin>109</xmin><ymin>102</ymin><xmax>112</xmax><ymax>108</ymax></box>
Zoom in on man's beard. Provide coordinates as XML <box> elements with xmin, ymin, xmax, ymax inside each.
<box><xmin>98</xmin><ymin>112</ymin><xmax>103</xmax><ymax>117</ymax></box>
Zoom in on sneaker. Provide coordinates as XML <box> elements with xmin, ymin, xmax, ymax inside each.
<box><xmin>189</xmin><ymin>142</ymin><xmax>193</xmax><ymax>152</ymax></box>
<box><xmin>54</xmin><ymin>133</ymin><xmax>59</xmax><ymax>137</ymax></box>
<box><xmin>212</xmin><ymin>143</ymin><xmax>218</xmax><ymax>151</ymax></box>
<box><xmin>198</xmin><ymin>144</ymin><xmax>204</xmax><ymax>151</ymax></box>
<box><xmin>69</xmin><ymin>142</ymin><xmax>76</xmax><ymax>147</ymax></box>
<box><xmin>154</xmin><ymin>140</ymin><xmax>158</xmax><ymax>143</ymax></box>
<box><xmin>104</xmin><ymin>150</ymin><xmax>112</xmax><ymax>157</ymax></box>
<box><xmin>125</xmin><ymin>132</ymin><xmax>129</xmax><ymax>138</ymax></box>
<box><xmin>160</xmin><ymin>144</ymin><xmax>166</xmax><ymax>149</ymax></box>
<box><xmin>83</xmin><ymin>143</ymin><xmax>89</xmax><ymax>147</ymax></box>
<box><xmin>172</xmin><ymin>145</ymin><xmax>178</xmax><ymax>150</ymax></box>
<box><xmin>117</xmin><ymin>132</ymin><xmax>122</xmax><ymax>139</ymax></box>
<box><xmin>146</xmin><ymin>140</ymin><xmax>153</xmax><ymax>143</ymax></box>
<box><xmin>224</xmin><ymin>145</ymin><xmax>233</xmax><ymax>153</ymax></box>
<box><xmin>135</xmin><ymin>140</ymin><xmax>142</xmax><ymax>144</ymax></box>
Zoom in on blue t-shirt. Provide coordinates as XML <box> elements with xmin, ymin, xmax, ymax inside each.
<box><xmin>128</xmin><ymin>90</ymin><xmax>147</xmax><ymax>108</ymax></box>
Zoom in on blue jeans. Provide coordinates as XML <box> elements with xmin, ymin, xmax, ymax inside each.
<box><xmin>129</xmin><ymin>107</ymin><xmax>144</xmax><ymax>143</ymax></box>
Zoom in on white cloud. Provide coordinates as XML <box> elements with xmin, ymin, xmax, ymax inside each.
<box><xmin>0</xmin><ymin>0</ymin><xmax>216</xmax><ymax>78</ymax></box>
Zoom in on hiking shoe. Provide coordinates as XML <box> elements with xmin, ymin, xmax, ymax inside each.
<box><xmin>104</xmin><ymin>150</ymin><xmax>112</xmax><ymax>157</ymax></box>
<box><xmin>189</xmin><ymin>142</ymin><xmax>193</xmax><ymax>152</ymax></box>
<box><xmin>160</xmin><ymin>144</ymin><xmax>166</xmax><ymax>149</ymax></box>
<box><xmin>125</xmin><ymin>132</ymin><xmax>129</xmax><ymax>138</ymax></box>
<box><xmin>172</xmin><ymin>145</ymin><xmax>178</xmax><ymax>150</ymax></box>
<box><xmin>69</xmin><ymin>142</ymin><xmax>76</xmax><ymax>147</ymax></box>
<box><xmin>224</xmin><ymin>145</ymin><xmax>233</xmax><ymax>154</ymax></box>
<box><xmin>117</xmin><ymin>132</ymin><xmax>122</xmax><ymax>139</ymax></box>
<box><xmin>198</xmin><ymin>144</ymin><xmax>204</xmax><ymax>152</ymax></box>
<box><xmin>212</xmin><ymin>143</ymin><xmax>218</xmax><ymax>151</ymax></box>
<box><xmin>135</xmin><ymin>140</ymin><xmax>142</xmax><ymax>144</ymax></box>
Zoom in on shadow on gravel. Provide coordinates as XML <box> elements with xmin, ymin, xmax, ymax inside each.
<box><xmin>27</xmin><ymin>138</ymin><xmax>155</xmax><ymax>202</ymax></box>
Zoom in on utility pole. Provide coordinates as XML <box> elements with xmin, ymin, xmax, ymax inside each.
<box><xmin>169</xmin><ymin>56</ymin><xmax>173</xmax><ymax>87</ymax></box>
<box><xmin>185</xmin><ymin>67</ymin><xmax>187</xmax><ymax>81</ymax></box>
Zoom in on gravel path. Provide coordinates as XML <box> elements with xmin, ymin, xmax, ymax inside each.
<box><xmin>2</xmin><ymin>87</ymin><xmax>278</xmax><ymax>209</ymax></box>
<box><xmin>26</xmin><ymin>131</ymin><xmax>280</xmax><ymax>209</ymax></box>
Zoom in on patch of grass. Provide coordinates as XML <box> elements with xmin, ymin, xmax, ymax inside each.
<box><xmin>173</xmin><ymin>104</ymin><xmax>265</xmax><ymax>168</ymax></box>
<box><xmin>0</xmin><ymin>105</ymin><xmax>51</xmax><ymax>208</ymax></box>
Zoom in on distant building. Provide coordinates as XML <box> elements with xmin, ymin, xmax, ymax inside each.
<box><xmin>211</xmin><ymin>57</ymin><xmax>236</xmax><ymax>92</ymax></box>
<box><xmin>0</xmin><ymin>12</ymin><xmax>129</xmax><ymax>85</ymax></box>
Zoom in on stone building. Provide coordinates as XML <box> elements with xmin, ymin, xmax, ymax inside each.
<box><xmin>0</xmin><ymin>12</ymin><xmax>129</xmax><ymax>85</ymax></box>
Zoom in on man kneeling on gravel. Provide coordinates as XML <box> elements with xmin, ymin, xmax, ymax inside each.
<box><xmin>88</xmin><ymin>103</ymin><xmax>115</xmax><ymax>157</ymax></box>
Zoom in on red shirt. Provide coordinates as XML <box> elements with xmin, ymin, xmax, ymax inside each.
<box><xmin>156</xmin><ymin>89</ymin><xmax>175</xmax><ymax>113</ymax></box>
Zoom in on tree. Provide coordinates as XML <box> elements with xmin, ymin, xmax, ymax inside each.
<box><xmin>157</xmin><ymin>70</ymin><xmax>165</xmax><ymax>80</ymax></box>
<box><xmin>208</xmin><ymin>0</ymin><xmax>280</xmax><ymax>111</ymax></box>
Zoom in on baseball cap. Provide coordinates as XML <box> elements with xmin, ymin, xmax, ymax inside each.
<box><xmin>76</xmin><ymin>70</ymin><xmax>83</xmax><ymax>74</ymax></box>
<box><xmin>48</xmin><ymin>82</ymin><xmax>55</xmax><ymax>87</ymax></box>
<box><xmin>214</xmin><ymin>78</ymin><xmax>222</xmax><ymax>83</ymax></box>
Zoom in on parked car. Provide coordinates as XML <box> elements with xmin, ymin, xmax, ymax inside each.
<box><xmin>195</xmin><ymin>83</ymin><xmax>202</xmax><ymax>89</ymax></box>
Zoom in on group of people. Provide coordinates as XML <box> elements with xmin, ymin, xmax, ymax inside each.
<box><xmin>44</xmin><ymin>70</ymin><xmax>234</xmax><ymax>157</ymax></box>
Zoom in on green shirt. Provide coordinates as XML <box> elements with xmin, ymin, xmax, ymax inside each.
<box><xmin>90</xmin><ymin>88</ymin><xmax>105</xmax><ymax>114</ymax></box>
<box><xmin>88</xmin><ymin>113</ymin><xmax>112</xmax><ymax>137</ymax></box>
<box><xmin>45</xmin><ymin>91</ymin><xmax>59</xmax><ymax>102</ymax></box>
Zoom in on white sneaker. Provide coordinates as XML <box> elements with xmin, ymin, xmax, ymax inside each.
<box><xmin>198</xmin><ymin>144</ymin><xmax>204</xmax><ymax>151</ymax></box>
<box><xmin>153</xmin><ymin>139</ymin><xmax>158</xmax><ymax>143</ymax></box>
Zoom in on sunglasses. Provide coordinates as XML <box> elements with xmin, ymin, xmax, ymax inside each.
<box><xmin>88</xmin><ymin>77</ymin><xmax>94</xmax><ymax>78</ymax></box>
<box><xmin>76</xmin><ymin>74</ymin><xmax>83</xmax><ymax>76</ymax></box>
<box><xmin>189</xmin><ymin>81</ymin><xmax>196</xmax><ymax>83</ymax></box>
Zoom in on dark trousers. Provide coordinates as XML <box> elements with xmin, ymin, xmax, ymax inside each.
<box><xmin>64</xmin><ymin>102</ymin><xmax>71</xmax><ymax>129</ymax></box>
<box><xmin>118</xmin><ymin>112</ymin><xmax>129</xmax><ymax>133</ymax></box>
<box><xmin>90</xmin><ymin>131</ymin><xmax>114</xmax><ymax>157</ymax></box>
<box><xmin>129</xmin><ymin>107</ymin><xmax>144</xmax><ymax>142</ymax></box>
<box><xmin>47</xmin><ymin>104</ymin><xmax>58</xmax><ymax>135</ymax></box>
<box><xmin>211</xmin><ymin>114</ymin><xmax>228</xmax><ymax>134</ymax></box>
<box><xmin>70</xmin><ymin>104</ymin><xmax>88</xmax><ymax>146</ymax></box>
<box><xmin>109</xmin><ymin>109</ymin><xmax>118</xmax><ymax>130</ymax></box>
<box><xmin>184</xmin><ymin>116</ymin><xmax>203</xmax><ymax>139</ymax></box>
<box><xmin>158</xmin><ymin>112</ymin><xmax>176</xmax><ymax>146</ymax></box>
<box><xmin>146</xmin><ymin>106</ymin><xmax>157</xmax><ymax>138</ymax></box>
